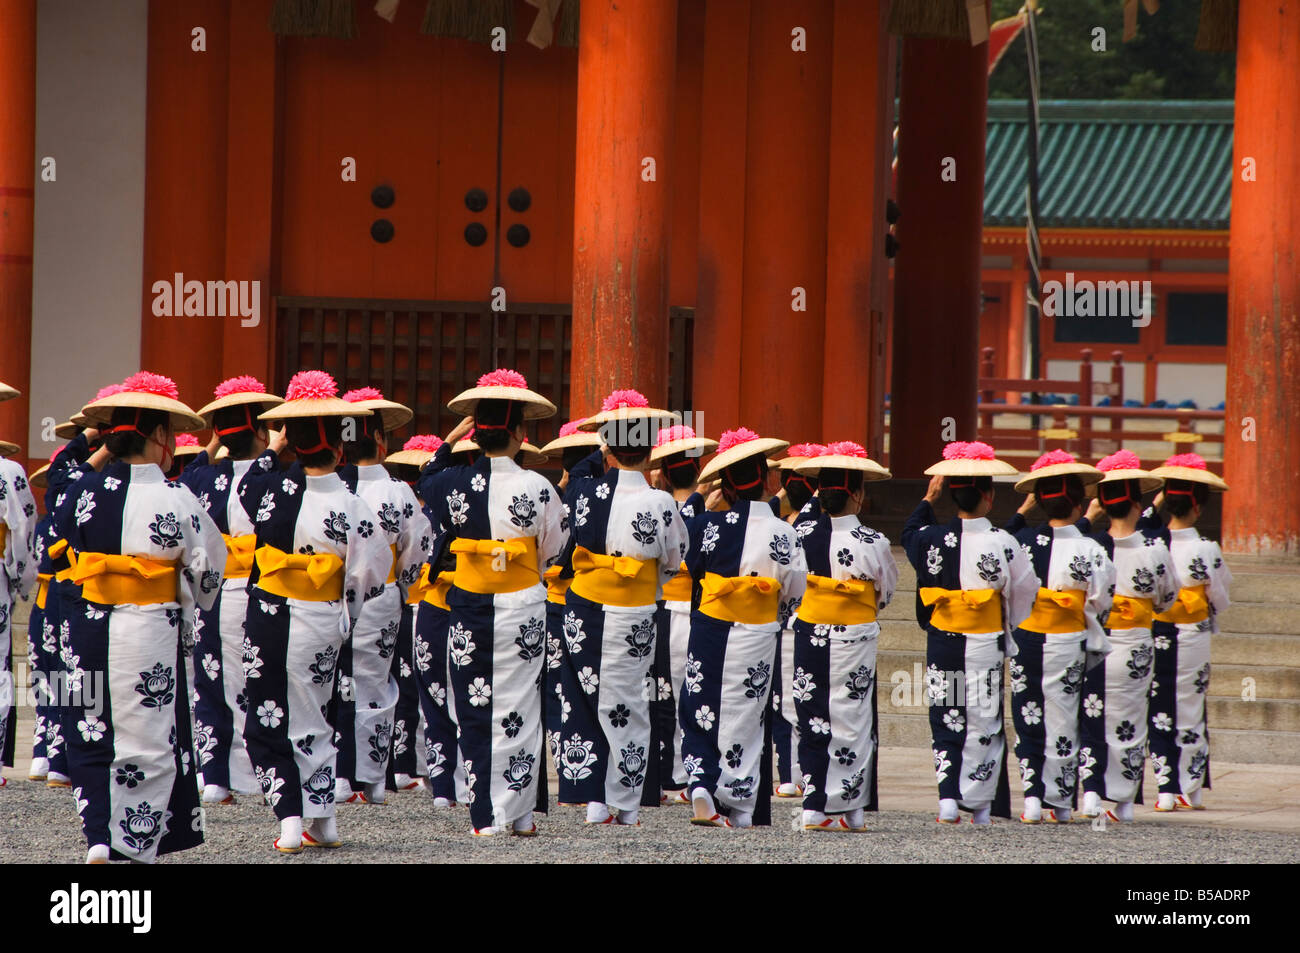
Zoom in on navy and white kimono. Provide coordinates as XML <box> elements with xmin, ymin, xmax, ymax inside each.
<box><xmin>654</xmin><ymin>488</ymin><xmax>703</xmax><ymax>791</ymax></box>
<box><xmin>678</xmin><ymin>498</ymin><xmax>806</xmax><ymax>821</ymax></box>
<box><xmin>555</xmin><ymin>468</ymin><xmax>688</xmax><ymax>815</ymax></box>
<box><xmin>902</xmin><ymin>501</ymin><xmax>1037</xmax><ymax>817</ymax></box>
<box><xmin>772</xmin><ymin>498</ymin><xmax>821</xmax><ymax>790</ymax></box>
<box><xmin>51</xmin><ymin>461</ymin><xmax>226</xmax><ymax>861</ymax></box>
<box><xmin>792</xmin><ymin>515</ymin><xmax>896</xmax><ymax>817</ymax></box>
<box><xmin>1076</xmin><ymin>527</ymin><xmax>1176</xmax><ymax>805</ymax></box>
<box><xmin>1006</xmin><ymin>519</ymin><xmax>1115</xmax><ymax>810</ymax></box>
<box><xmin>178</xmin><ymin>448</ymin><xmax>278</xmax><ymax>795</ymax></box>
<box><xmin>237</xmin><ymin>463</ymin><xmax>391</xmax><ymax>822</ymax></box>
<box><xmin>0</xmin><ymin>454</ymin><xmax>37</xmax><ymax>768</ymax></box>
<box><xmin>335</xmin><ymin>464</ymin><xmax>430</xmax><ymax>789</ymax></box>
<box><xmin>430</xmin><ymin>454</ymin><xmax>564</xmax><ymax>831</ymax></box>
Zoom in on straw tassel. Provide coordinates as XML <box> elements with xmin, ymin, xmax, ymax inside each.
<box><xmin>1194</xmin><ymin>0</ymin><xmax>1237</xmax><ymax>52</ymax></box>
<box><xmin>888</xmin><ymin>0</ymin><xmax>967</xmax><ymax>39</ymax></box>
<box><xmin>270</xmin><ymin>0</ymin><xmax>358</xmax><ymax>38</ymax></box>
<box><xmin>422</xmin><ymin>0</ymin><xmax>512</xmax><ymax>44</ymax></box>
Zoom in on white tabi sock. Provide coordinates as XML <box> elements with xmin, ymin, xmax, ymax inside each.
<box><xmin>29</xmin><ymin>757</ymin><xmax>49</xmax><ymax>778</ymax></box>
<box><xmin>365</xmin><ymin>782</ymin><xmax>386</xmax><ymax>804</ymax></box>
<box><xmin>846</xmin><ymin>808</ymin><xmax>865</xmax><ymax>829</ymax></box>
<box><xmin>432</xmin><ymin>796</ymin><xmax>452</xmax><ymax>809</ymax></box>
<box><xmin>1022</xmin><ymin>796</ymin><xmax>1042</xmax><ymax>822</ymax></box>
<box><xmin>971</xmin><ymin>804</ymin><xmax>992</xmax><ymax>826</ymax></box>
<box><xmin>86</xmin><ymin>844</ymin><xmax>110</xmax><ymax>864</ymax></box>
<box><xmin>307</xmin><ymin>814</ymin><xmax>338</xmax><ymax>843</ymax></box>
<box><xmin>335</xmin><ymin>778</ymin><xmax>353</xmax><ymax>800</ymax></box>
<box><xmin>202</xmin><ymin>784</ymin><xmax>230</xmax><ymax>804</ymax></box>
<box><xmin>1053</xmin><ymin>807</ymin><xmax>1072</xmax><ymax>823</ymax></box>
<box><xmin>1187</xmin><ymin>788</ymin><xmax>1203</xmax><ymax>807</ymax></box>
<box><xmin>937</xmin><ymin>798</ymin><xmax>959</xmax><ymax>822</ymax></box>
<box><xmin>731</xmin><ymin>810</ymin><xmax>753</xmax><ymax>829</ymax></box>
<box><xmin>1116</xmin><ymin>801</ymin><xmax>1135</xmax><ymax>822</ymax></box>
<box><xmin>585</xmin><ymin>801</ymin><xmax>612</xmax><ymax>823</ymax></box>
<box><xmin>513</xmin><ymin>811</ymin><xmax>535</xmax><ymax>832</ymax></box>
<box><xmin>279</xmin><ymin>816</ymin><xmax>303</xmax><ymax>849</ymax></box>
<box><xmin>47</xmin><ymin>770</ymin><xmax>70</xmax><ymax>785</ymax></box>
<box><xmin>1081</xmin><ymin>791</ymin><xmax>1102</xmax><ymax>817</ymax></box>
<box><xmin>691</xmin><ymin>786</ymin><xmax>716</xmax><ymax>818</ymax></box>
<box><xmin>615</xmin><ymin>808</ymin><xmax>638</xmax><ymax>826</ymax></box>
<box><xmin>1156</xmin><ymin>792</ymin><xmax>1176</xmax><ymax>811</ymax></box>
<box><xmin>803</xmin><ymin>809</ymin><xmax>829</xmax><ymax>827</ymax></box>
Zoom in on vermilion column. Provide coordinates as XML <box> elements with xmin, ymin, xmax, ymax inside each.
<box><xmin>0</xmin><ymin>0</ymin><xmax>36</xmax><ymax>458</ymax></box>
<box><xmin>889</xmin><ymin>27</ymin><xmax>989</xmax><ymax>476</ymax></box>
<box><xmin>739</xmin><ymin>0</ymin><xmax>833</xmax><ymax>443</ymax></box>
<box><xmin>570</xmin><ymin>0</ymin><xmax>677</xmax><ymax>415</ymax></box>
<box><xmin>1223</xmin><ymin>2</ymin><xmax>1300</xmax><ymax>557</ymax></box>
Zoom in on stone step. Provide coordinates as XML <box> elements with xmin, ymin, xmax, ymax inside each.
<box><xmin>1211</xmin><ymin>663</ymin><xmax>1300</xmax><ymax>699</ymax></box>
<box><xmin>1210</xmin><ymin>632</ymin><xmax>1300</xmax><ymax>668</ymax></box>
<box><xmin>1207</xmin><ymin>696</ymin><xmax>1300</xmax><ymax>733</ymax></box>
<box><xmin>1221</xmin><ymin>561</ymin><xmax>1300</xmax><ymax>603</ymax></box>
<box><xmin>1214</xmin><ymin>603</ymin><xmax>1300</xmax><ymax>636</ymax></box>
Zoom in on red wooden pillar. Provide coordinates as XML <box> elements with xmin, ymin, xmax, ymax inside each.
<box><xmin>570</xmin><ymin>0</ymin><xmax>677</xmax><ymax>416</ymax></box>
<box><xmin>0</xmin><ymin>0</ymin><xmax>36</xmax><ymax>457</ymax></box>
<box><xmin>1223</xmin><ymin>1</ymin><xmax>1300</xmax><ymax>557</ymax></box>
<box><xmin>889</xmin><ymin>25</ymin><xmax>989</xmax><ymax>476</ymax></box>
<box><xmin>739</xmin><ymin>0</ymin><xmax>833</xmax><ymax>442</ymax></box>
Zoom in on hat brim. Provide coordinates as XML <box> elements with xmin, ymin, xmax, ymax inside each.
<box><xmin>29</xmin><ymin>463</ymin><xmax>50</xmax><ymax>489</ymax></box>
<box><xmin>1150</xmin><ymin>465</ymin><xmax>1229</xmax><ymax>492</ymax></box>
<box><xmin>384</xmin><ymin>449</ymin><xmax>436</xmax><ymax>467</ymax></box>
<box><xmin>173</xmin><ymin>445</ymin><xmax>203</xmax><ymax>459</ymax></box>
<box><xmin>925</xmin><ymin>458</ymin><xmax>1021</xmax><ymax>477</ymax></box>
<box><xmin>539</xmin><ymin>431</ymin><xmax>603</xmax><ymax>455</ymax></box>
<box><xmin>578</xmin><ymin>407</ymin><xmax>680</xmax><ymax>431</ymax></box>
<box><xmin>81</xmin><ymin>392</ymin><xmax>206</xmax><ymax>433</ymax></box>
<box><xmin>649</xmin><ymin>436</ymin><xmax>718</xmax><ymax>464</ymax></box>
<box><xmin>791</xmin><ymin>454</ymin><xmax>892</xmax><ymax>481</ymax></box>
<box><xmin>0</xmin><ymin>382</ymin><xmax>19</xmax><ymax>403</ymax></box>
<box><xmin>53</xmin><ymin>421</ymin><xmax>80</xmax><ymax>440</ymax></box>
<box><xmin>197</xmin><ymin>391</ymin><xmax>284</xmax><ymax>424</ymax></box>
<box><xmin>1014</xmin><ymin>463</ymin><xmax>1104</xmax><ymax>494</ymax></box>
<box><xmin>699</xmin><ymin>438</ymin><xmax>789</xmax><ymax>483</ymax></box>
<box><xmin>259</xmin><ymin>398</ymin><xmax>371</xmax><ymax>421</ymax></box>
<box><xmin>448</xmin><ymin>385</ymin><xmax>556</xmax><ymax>420</ymax></box>
<box><xmin>1093</xmin><ymin>468</ymin><xmax>1162</xmax><ymax>494</ymax></box>
<box><xmin>452</xmin><ymin>438</ymin><xmax>548</xmax><ymax>467</ymax></box>
<box><xmin>0</xmin><ymin>440</ymin><xmax>19</xmax><ymax>456</ymax></box>
<box><xmin>345</xmin><ymin>399</ymin><xmax>413</xmax><ymax>432</ymax></box>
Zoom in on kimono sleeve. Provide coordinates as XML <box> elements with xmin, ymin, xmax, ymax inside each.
<box><xmin>1000</xmin><ymin>531</ymin><xmax>1039</xmax><ymax>630</ymax></box>
<box><xmin>871</xmin><ymin>533</ymin><xmax>899</xmax><ymax>610</ymax></box>
<box><xmin>2</xmin><ymin>464</ymin><xmax>38</xmax><ymax>600</ymax></box>
<box><xmin>345</xmin><ymin>496</ymin><xmax>393</xmax><ymax>628</ymax></box>
<box><xmin>659</xmin><ymin>503</ymin><xmax>690</xmax><ymax>582</ymax></box>
<box><xmin>415</xmin><ymin>443</ymin><xmax>455</xmax><ymax>508</ymax></box>
<box><xmin>534</xmin><ymin>480</ymin><xmax>566</xmax><ymax>569</ymax></box>
<box><xmin>901</xmin><ymin>500</ymin><xmax>936</xmax><ymax>572</ymax></box>
<box><xmin>1201</xmin><ymin>539</ymin><xmax>1232</xmax><ymax>617</ymax></box>
<box><xmin>1085</xmin><ymin>541</ymin><xmax>1116</xmax><ymax>619</ymax></box>
<box><xmin>176</xmin><ymin>493</ymin><xmax>227</xmax><ymax>641</ymax></box>
<box><xmin>776</xmin><ymin>529</ymin><xmax>807</xmax><ymax>607</ymax></box>
<box><xmin>394</xmin><ymin>482</ymin><xmax>433</xmax><ymax>600</ymax></box>
<box><xmin>1003</xmin><ymin>512</ymin><xmax>1028</xmax><ymax>536</ymax></box>
<box><xmin>1149</xmin><ymin>540</ymin><xmax>1179</xmax><ymax>615</ymax></box>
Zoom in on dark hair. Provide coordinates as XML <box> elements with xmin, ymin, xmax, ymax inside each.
<box><xmin>721</xmin><ymin>456</ymin><xmax>767</xmax><ymax>502</ymax></box>
<box><xmin>661</xmin><ymin>451</ymin><xmax>701</xmax><ymax>490</ymax></box>
<box><xmin>104</xmin><ymin>407</ymin><xmax>171</xmax><ymax>459</ymax></box>
<box><xmin>1099</xmin><ymin>478</ymin><xmax>1143</xmax><ymax>520</ymax></box>
<box><xmin>818</xmin><ymin>468</ymin><xmax>863</xmax><ymax>517</ymax></box>
<box><xmin>341</xmin><ymin>414</ymin><xmax>380</xmax><ymax>463</ymax></box>
<box><xmin>1037</xmin><ymin>474</ymin><xmax>1085</xmax><ymax>520</ymax></box>
<box><xmin>562</xmin><ymin>446</ymin><xmax>590</xmax><ymax>472</ymax></box>
<box><xmin>474</xmin><ymin>398</ymin><xmax>526</xmax><ymax>453</ymax></box>
<box><xmin>386</xmin><ymin>462</ymin><xmax>420</xmax><ymax>485</ymax></box>
<box><xmin>781</xmin><ymin>468</ymin><xmax>817</xmax><ymax>511</ymax></box>
<box><xmin>948</xmin><ymin>475</ymin><xmax>993</xmax><ymax>513</ymax></box>
<box><xmin>285</xmin><ymin>416</ymin><xmax>343</xmax><ymax>468</ymax></box>
<box><xmin>1163</xmin><ymin>479</ymin><xmax>1208</xmax><ymax>518</ymax></box>
<box><xmin>211</xmin><ymin>404</ymin><xmax>265</xmax><ymax>459</ymax></box>
<box><xmin>602</xmin><ymin>416</ymin><xmax>654</xmax><ymax>468</ymax></box>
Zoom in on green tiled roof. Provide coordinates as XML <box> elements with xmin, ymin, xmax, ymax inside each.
<box><xmin>983</xmin><ymin>100</ymin><xmax>1233</xmax><ymax>230</ymax></box>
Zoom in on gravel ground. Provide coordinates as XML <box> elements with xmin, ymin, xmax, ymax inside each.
<box><xmin>3</xmin><ymin>777</ymin><xmax>1296</xmax><ymax>864</ymax></box>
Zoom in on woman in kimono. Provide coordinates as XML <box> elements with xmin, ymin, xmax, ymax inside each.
<box><xmin>239</xmin><ymin>371</ymin><xmax>392</xmax><ymax>853</ymax></box>
<box><xmin>431</xmin><ymin>370</ymin><xmax>564</xmax><ymax>836</ymax></box>
<box><xmin>180</xmin><ymin>376</ymin><xmax>283</xmax><ymax>805</ymax></box>
<box><xmin>678</xmin><ymin>427</ymin><xmax>807</xmax><ymax>829</ymax></box>
<box><xmin>1145</xmin><ymin>453</ymin><xmax>1231</xmax><ymax>812</ymax></box>
<box><xmin>1006</xmin><ymin>450</ymin><xmax>1114</xmax><ymax>824</ymax></box>
<box><xmin>647</xmin><ymin>424</ymin><xmax>716</xmax><ymax>804</ymax></box>
<box><xmin>333</xmin><ymin>388</ymin><xmax>430</xmax><ymax>804</ymax></box>
<box><xmin>787</xmin><ymin>443</ymin><xmax>895</xmax><ymax>831</ymax></box>
<box><xmin>1073</xmin><ymin>450</ymin><xmax>1177</xmax><ymax>822</ymax></box>
<box><xmin>902</xmin><ymin>442</ymin><xmax>1038</xmax><ymax>825</ymax></box>
<box><xmin>555</xmin><ymin>389</ymin><xmax>686</xmax><ymax>826</ymax></box>
<box><xmin>25</xmin><ymin>456</ymin><xmax>59</xmax><ymax>783</ymax></box>
<box><xmin>52</xmin><ymin>372</ymin><xmax>227</xmax><ymax>862</ymax></box>
<box><xmin>0</xmin><ymin>389</ymin><xmax>38</xmax><ymax>784</ymax></box>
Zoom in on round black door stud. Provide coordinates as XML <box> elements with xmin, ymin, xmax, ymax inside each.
<box><xmin>371</xmin><ymin>185</ymin><xmax>395</xmax><ymax>209</ymax></box>
<box><xmin>464</xmin><ymin>188</ymin><xmax>489</xmax><ymax>212</ymax></box>
<box><xmin>507</xmin><ymin>187</ymin><xmax>531</xmax><ymax>213</ymax></box>
<box><xmin>506</xmin><ymin>224</ymin><xmax>530</xmax><ymax>248</ymax></box>
<box><xmin>371</xmin><ymin>219</ymin><xmax>395</xmax><ymax>243</ymax></box>
<box><xmin>464</xmin><ymin>222</ymin><xmax>488</xmax><ymax>247</ymax></box>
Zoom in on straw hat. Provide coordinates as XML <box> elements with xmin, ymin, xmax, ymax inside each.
<box><xmin>791</xmin><ymin>441</ymin><xmax>891</xmax><ymax>482</ymax></box>
<box><xmin>197</xmin><ymin>375</ymin><xmax>284</xmax><ymax>424</ymax></box>
<box><xmin>1014</xmin><ymin>450</ymin><xmax>1103</xmax><ymax>493</ymax></box>
<box><xmin>649</xmin><ymin>424</ymin><xmax>718</xmax><ymax>464</ymax></box>
<box><xmin>259</xmin><ymin>370</ymin><xmax>370</xmax><ymax>421</ymax></box>
<box><xmin>448</xmin><ymin>369</ymin><xmax>556</xmax><ymax>420</ymax></box>
<box><xmin>81</xmin><ymin>372</ymin><xmax>205</xmax><ymax>432</ymax></box>
<box><xmin>924</xmin><ymin>441</ymin><xmax>1020</xmax><ymax>478</ymax></box>
<box><xmin>577</xmin><ymin>389</ymin><xmax>679</xmax><ymax>434</ymax></box>
<box><xmin>173</xmin><ymin>433</ymin><xmax>203</xmax><ymax>460</ymax></box>
<box><xmin>453</xmin><ymin>435</ymin><xmax>548</xmax><ymax>466</ymax></box>
<box><xmin>0</xmin><ymin>381</ymin><xmax>19</xmax><ymax>402</ymax></box>
<box><xmin>1150</xmin><ymin>452</ymin><xmax>1229</xmax><ymax>492</ymax></box>
<box><xmin>1091</xmin><ymin>449</ymin><xmax>1162</xmax><ymax>494</ymax></box>
<box><xmin>29</xmin><ymin>462</ymin><xmax>50</xmax><ymax>489</ymax></box>
<box><xmin>53</xmin><ymin>421</ymin><xmax>81</xmax><ymax>440</ymax></box>
<box><xmin>539</xmin><ymin>418</ymin><xmax>603</xmax><ymax>456</ymax></box>
<box><xmin>342</xmin><ymin>387</ymin><xmax>413</xmax><ymax>433</ymax></box>
<box><xmin>699</xmin><ymin>428</ymin><xmax>788</xmax><ymax>483</ymax></box>
<box><xmin>385</xmin><ymin>434</ymin><xmax>443</xmax><ymax>468</ymax></box>
<box><xmin>773</xmin><ymin>443</ymin><xmax>827</xmax><ymax>471</ymax></box>
<box><xmin>0</xmin><ymin>440</ymin><xmax>19</xmax><ymax>457</ymax></box>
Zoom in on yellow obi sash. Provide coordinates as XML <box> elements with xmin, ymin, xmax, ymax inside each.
<box><xmin>919</xmin><ymin>587</ymin><xmax>1002</xmax><ymax>634</ymax></box>
<box><xmin>450</xmin><ymin>535</ymin><xmax>540</xmax><ymax>595</ymax></box>
<box><xmin>223</xmin><ymin>533</ymin><xmax>257</xmax><ymax>579</ymax></box>
<box><xmin>426</xmin><ymin>570</ymin><xmax>455</xmax><ymax>611</ymax></box>
<box><xmin>71</xmin><ymin>552</ymin><xmax>179</xmax><ymax>606</ymax></box>
<box><xmin>0</xmin><ymin>524</ymin><xmax>6</xmax><ymax>553</ymax></box>
<box><xmin>1153</xmin><ymin>584</ymin><xmax>1210</xmax><ymax>625</ymax></box>
<box><xmin>1018</xmin><ymin>587</ymin><xmax>1088</xmax><ymax>634</ymax></box>
<box><xmin>254</xmin><ymin>545</ymin><xmax>344</xmax><ymax>601</ymax></box>
<box><xmin>406</xmin><ymin>563</ymin><xmax>432</xmax><ymax>604</ymax></box>
<box><xmin>698</xmin><ymin>572</ymin><xmax>782</xmax><ymax>625</ymax></box>
<box><xmin>1109</xmin><ymin>594</ymin><xmax>1154</xmax><ymax>631</ymax></box>
<box><xmin>544</xmin><ymin>564</ymin><xmax>571</xmax><ymax>605</ymax></box>
<box><xmin>387</xmin><ymin>543</ymin><xmax>399</xmax><ymax>584</ymax></box>
<box><xmin>49</xmin><ymin>538</ymin><xmax>77</xmax><ymax>581</ymax></box>
<box><xmin>568</xmin><ymin>545</ymin><xmax>658</xmax><ymax>608</ymax></box>
<box><xmin>35</xmin><ymin>572</ymin><xmax>53</xmax><ymax>609</ymax></box>
<box><xmin>661</xmin><ymin>564</ymin><xmax>692</xmax><ymax>603</ymax></box>
<box><xmin>796</xmin><ymin>575</ymin><xmax>878</xmax><ymax>626</ymax></box>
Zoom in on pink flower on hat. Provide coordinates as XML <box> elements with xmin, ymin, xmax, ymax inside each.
<box><xmin>942</xmin><ymin>441</ymin><xmax>996</xmax><ymax>461</ymax></box>
<box><xmin>717</xmin><ymin>427</ymin><xmax>761</xmax><ymax>452</ymax></box>
<box><xmin>1097</xmin><ymin>449</ymin><xmax>1142</xmax><ymax>472</ymax></box>
<box><xmin>601</xmin><ymin>389</ymin><xmax>649</xmax><ymax>412</ymax></box>
<box><xmin>1030</xmin><ymin>449</ymin><xmax>1077</xmax><ymax>471</ymax></box>
<box><xmin>477</xmin><ymin>369</ymin><xmax>528</xmax><ymax>388</ymax></box>
<box><xmin>785</xmin><ymin>442</ymin><xmax>827</xmax><ymax>459</ymax></box>
<box><xmin>284</xmin><ymin>370</ymin><xmax>339</xmax><ymax>401</ymax></box>
<box><xmin>120</xmin><ymin>372</ymin><xmax>180</xmax><ymax>400</ymax></box>
<box><xmin>213</xmin><ymin>375</ymin><xmax>267</xmax><ymax>398</ymax></box>
<box><xmin>94</xmin><ymin>383</ymin><xmax>126</xmax><ymax>401</ymax></box>
<box><xmin>825</xmin><ymin>441</ymin><xmax>868</xmax><ymax>458</ymax></box>
<box><xmin>558</xmin><ymin>418</ymin><xmax>587</xmax><ymax>437</ymax></box>
<box><xmin>656</xmin><ymin>424</ymin><xmax>697</xmax><ymax>446</ymax></box>
<box><xmin>1164</xmin><ymin>452</ymin><xmax>1208</xmax><ymax>470</ymax></box>
<box><xmin>342</xmin><ymin>386</ymin><xmax>384</xmax><ymax>403</ymax></box>
<box><xmin>174</xmin><ymin>433</ymin><xmax>200</xmax><ymax>448</ymax></box>
<box><xmin>403</xmin><ymin>434</ymin><xmax>443</xmax><ymax>453</ymax></box>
